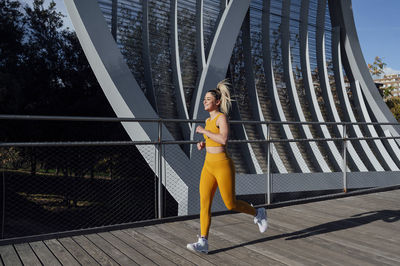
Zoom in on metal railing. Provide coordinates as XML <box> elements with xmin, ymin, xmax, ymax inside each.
<box><xmin>1</xmin><ymin>114</ymin><xmax>400</xmax><ymax>240</ymax></box>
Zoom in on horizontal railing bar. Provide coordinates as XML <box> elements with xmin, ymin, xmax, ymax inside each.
<box><xmin>2</xmin><ymin>136</ymin><xmax>400</xmax><ymax>147</ymax></box>
<box><xmin>1</xmin><ymin>114</ymin><xmax>400</xmax><ymax>126</ymax></box>
<box><xmin>0</xmin><ymin>141</ymin><xmax>159</xmax><ymax>147</ymax></box>
<box><xmin>0</xmin><ymin>115</ymin><xmax>172</xmax><ymax>123</ymax></box>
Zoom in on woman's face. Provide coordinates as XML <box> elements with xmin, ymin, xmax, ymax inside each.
<box><xmin>203</xmin><ymin>92</ymin><xmax>220</xmax><ymax>112</ymax></box>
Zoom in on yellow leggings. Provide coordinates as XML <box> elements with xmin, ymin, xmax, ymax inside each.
<box><xmin>200</xmin><ymin>152</ymin><xmax>256</xmax><ymax>237</ymax></box>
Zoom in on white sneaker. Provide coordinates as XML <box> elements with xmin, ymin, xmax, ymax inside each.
<box><xmin>187</xmin><ymin>236</ymin><xmax>208</xmax><ymax>254</ymax></box>
<box><xmin>254</xmin><ymin>208</ymin><xmax>268</xmax><ymax>233</ymax></box>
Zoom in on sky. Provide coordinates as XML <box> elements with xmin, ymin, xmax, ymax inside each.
<box><xmin>352</xmin><ymin>0</ymin><xmax>400</xmax><ymax>75</ymax></box>
<box><xmin>21</xmin><ymin>0</ymin><xmax>400</xmax><ymax>75</ymax></box>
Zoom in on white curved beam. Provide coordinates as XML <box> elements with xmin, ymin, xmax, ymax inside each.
<box><xmin>170</xmin><ymin>0</ymin><xmax>191</xmax><ymax>143</ymax></box>
<box><xmin>299</xmin><ymin>0</ymin><xmax>345</xmax><ymax>172</ymax></box>
<box><xmin>353</xmin><ymin>80</ymin><xmax>399</xmax><ymax>170</ymax></box>
<box><xmin>242</xmin><ymin>10</ymin><xmax>287</xmax><ymax>173</ymax></box>
<box><xmin>230</xmin><ymin>100</ymin><xmax>263</xmax><ymax>174</ymax></box>
<box><xmin>142</xmin><ymin>0</ymin><xmax>158</xmax><ymax>112</ymax></box>
<box><xmin>329</xmin><ymin>26</ymin><xmax>383</xmax><ymax>171</ymax></box>
<box><xmin>317</xmin><ymin>0</ymin><xmax>381</xmax><ymax>171</ymax></box>
<box><xmin>195</xmin><ymin>0</ymin><xmax>206</xmax><ymax>71</ymax></box>
<box><xmin>328</xmin><ymin>26</ymin><xmax>368</xmax><ymax>172</ymax></box>
<box><xmin>262</xmin><ymin>0</ymin><xmax>310</xmax><ymax>173</ymax></box>
<box><xmin>282</xmin><ymin>0</ymin><xmax>330</xmax><ymax>172</ymax></box>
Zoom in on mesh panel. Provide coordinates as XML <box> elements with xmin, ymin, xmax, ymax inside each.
<box><xmin>0</xmin><ymin>144</ymin><xmax>170</xmax><ymax>239</ymax></box>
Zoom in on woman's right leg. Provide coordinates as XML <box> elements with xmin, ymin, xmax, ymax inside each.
<box><xmin>199</xmin><ymin>163</ymin><xmax>218</xmax><ymax>238</ymax></box>
<box><xmin>214</xmin><ymin>158</ymin><xmax>256</xmax><ymax>216</ymax></box>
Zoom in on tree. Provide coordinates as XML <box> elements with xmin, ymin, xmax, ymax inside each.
<box><xmin>0</xmin><ymin>0</ymin><xmax>124</xmax><ymax>141</ymax></box>
<box><xmin>368</xmin><ymin>56</ymin><xmax>386</xmax><ymax>78</ymax></box>
<box><xmin>386</xmin><ymin>97</ymin><xmax>400</xmax><ymax>122</ymax></box>
<box><xmin>368</xmin><ymin>56</ymin><xmax>395</xmax><ymax>102</ymax></box>
<box><xmin>367</xmin><ymin>57</ymin><xmax>400</xmax><ymax>122</ymax></box>
<box><xmin>0</xmin><ymin>0</ymin><xmax>25</xmax><ymax>115</ymax></box>
<box><xmin>0</xmin><ymin>0</ymin><xmax>131</xmax><ymax>175</ymax></box>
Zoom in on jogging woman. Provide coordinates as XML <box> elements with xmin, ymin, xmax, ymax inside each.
<box><xmin>187</xmin><ymin>80</ymin><xmax>268</xmax><ymax>254</ymax></box>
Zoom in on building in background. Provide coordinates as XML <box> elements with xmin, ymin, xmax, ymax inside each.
<box><xmin>374</xmin><ymin>74</ymin><xmax>400</xmax><ymax>98</ymax></box>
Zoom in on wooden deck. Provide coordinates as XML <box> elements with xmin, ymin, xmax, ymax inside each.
<box><xmin>1</xmin><ymin>189</ymin><xmax>399</xmax><ymax>265</ymax></box>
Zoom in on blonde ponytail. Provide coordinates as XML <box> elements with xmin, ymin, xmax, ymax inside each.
<box><xmin>216</xmin><ymin>79</ymin><xmax>232</xmax><ymax>115</ymax></box>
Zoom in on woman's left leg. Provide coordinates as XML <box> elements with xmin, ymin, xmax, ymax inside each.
<box><xmin>199</xmin><ymin>163</ymin><xmax>218</xmax><ymax>238</ymax></box>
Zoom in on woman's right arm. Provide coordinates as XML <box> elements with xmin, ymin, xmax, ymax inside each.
<box><xmin>197</xmin><ymin>118</ymin><xmax>208</xmax><ymax>150</ymax></box>
<box><xmin>197</xmin><ymin>141</ymin><xmax>205</xmax><ymax>150</ymax></box>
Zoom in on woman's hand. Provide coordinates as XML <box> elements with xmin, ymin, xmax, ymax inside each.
<box><xmin>197</xmin><ymin>141</ymin><xmax>205</xmax><ymax>150</ymax></box>
<box><xmin>196</xmin><ymin>125</ymin><xmax>206</xmax><ymax>134</ymax></box>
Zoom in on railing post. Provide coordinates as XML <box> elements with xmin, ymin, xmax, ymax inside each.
<box><xmin>158</xmin><ymin>119</ymin><xmax>163</xmax><ymax>219</ymax></box>
<box><xmin>266</xmin><ymin>123</ymin><xmax>272</xmax><ymax>205</ymax></box>
<box><xmin>342</xmin><ymin>123</ymin><xmax>347</xmax><ymax>193</ymax></box>
<box><xmin>1</xmin><ymin>171</ymin><xmax>5</xmax><ymax>239</ymax></box>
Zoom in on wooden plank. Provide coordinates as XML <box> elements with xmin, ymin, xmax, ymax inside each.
<box><xmin>123</xmin><ymin>228</ymin><xmax>196</xmax><ymax>266</ymax></box>
<box><xmin>14</xmin><ymin>243</ymin><xmax>41</xmax><ymax>266</ymax></box>
<box><xmin>215</xmin><ymin>213</ymin><xmax>248</xmax><ymax>225</ymax></box>
<box><xmin>111</xmin><ymin>230</ymin><xmax>175</xmax><ymax>266</ymax></box>
<box><xmin>380</xmin><ymin>189</ymin><xmax>400</xmax><ymax>200</ymax></box>
<box><xmin>338</xmin><ymin>190</ymin><xmax>398</xmax><ymax>204</ymax></box>
<box><xmin>85</xmin><ymin>234</ymin><xmax>138</xmax><ymax>265</ymax></box>
<box><xmin>0</xmin><ymin>245</ymin><xmax>22</xmax><ymax>266</ymax></box>
<box><xmin>43</xmin><ymin>239</ymin><xmax>80</xmax><ymax>266</ymax></box>
<box><xmin>29</xmin><ymin>241</ymin><xmax>61</xmax><ymax>266</ymax></box>
<box><xmin>135</xmin><ymin>226</ymin><xmax>215</xmax><ymax>266</ymax></box>
<box><xmin>58</xmin><ymin>237</ymin><xmax>99</xmax><ymax>265</ymax></box>
<box><xmin>333</xmin><ymin>196</ymin><xmax>399</xmax><ymax>213</ymax></box>
<box><xmin>355</xmin><ymin>190</ymin><xmax>399</xmax><ymax>204</ymax></box>
<box><xmin>358</xmin><ymin>195</ymin><xmax>399</xmax><ymax>208</ymax></box>
<box><xmin>160</xmin><ymin>221</ymin><xmax>253</xmax><ymax>266</ymax></box>
<box><xmin>72</xmin><ymin>235</ymin><xmax>118</xmax><ymax>266</ymax></box>
<box><xmin>98</xmin><ymin>232</ymin><xmax>156</xmax><ymax>265</ymax></box>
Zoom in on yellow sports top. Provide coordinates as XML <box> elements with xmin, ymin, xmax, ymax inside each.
<box><xmin>204</xmin><ymin>113</ymin><xmax>224</xmax><ymax>147</ymax></box>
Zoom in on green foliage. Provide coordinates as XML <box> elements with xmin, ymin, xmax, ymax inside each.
<box><xmin>368</xmin><ymin>56</ymin><xmax>386</xmax><ymax>78</ymax></box>
<box><xmin>0</xmin><ymin>147</ymin><xmax>23</xmax><ymax>169</ymax></box>
<box><xmin>381</xmin><ymin>85</ymin><xmax>395</xmax><ymax>101</ymax></box>
<box><xmin>386</xmin><ymin>97</ymin><xmax>400</xmax><ymax>122</ymax></box>
<box><xmin>368</xmin><ymin>56</ymin><xmax>400</xmax><ymax>119</ymax></box>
